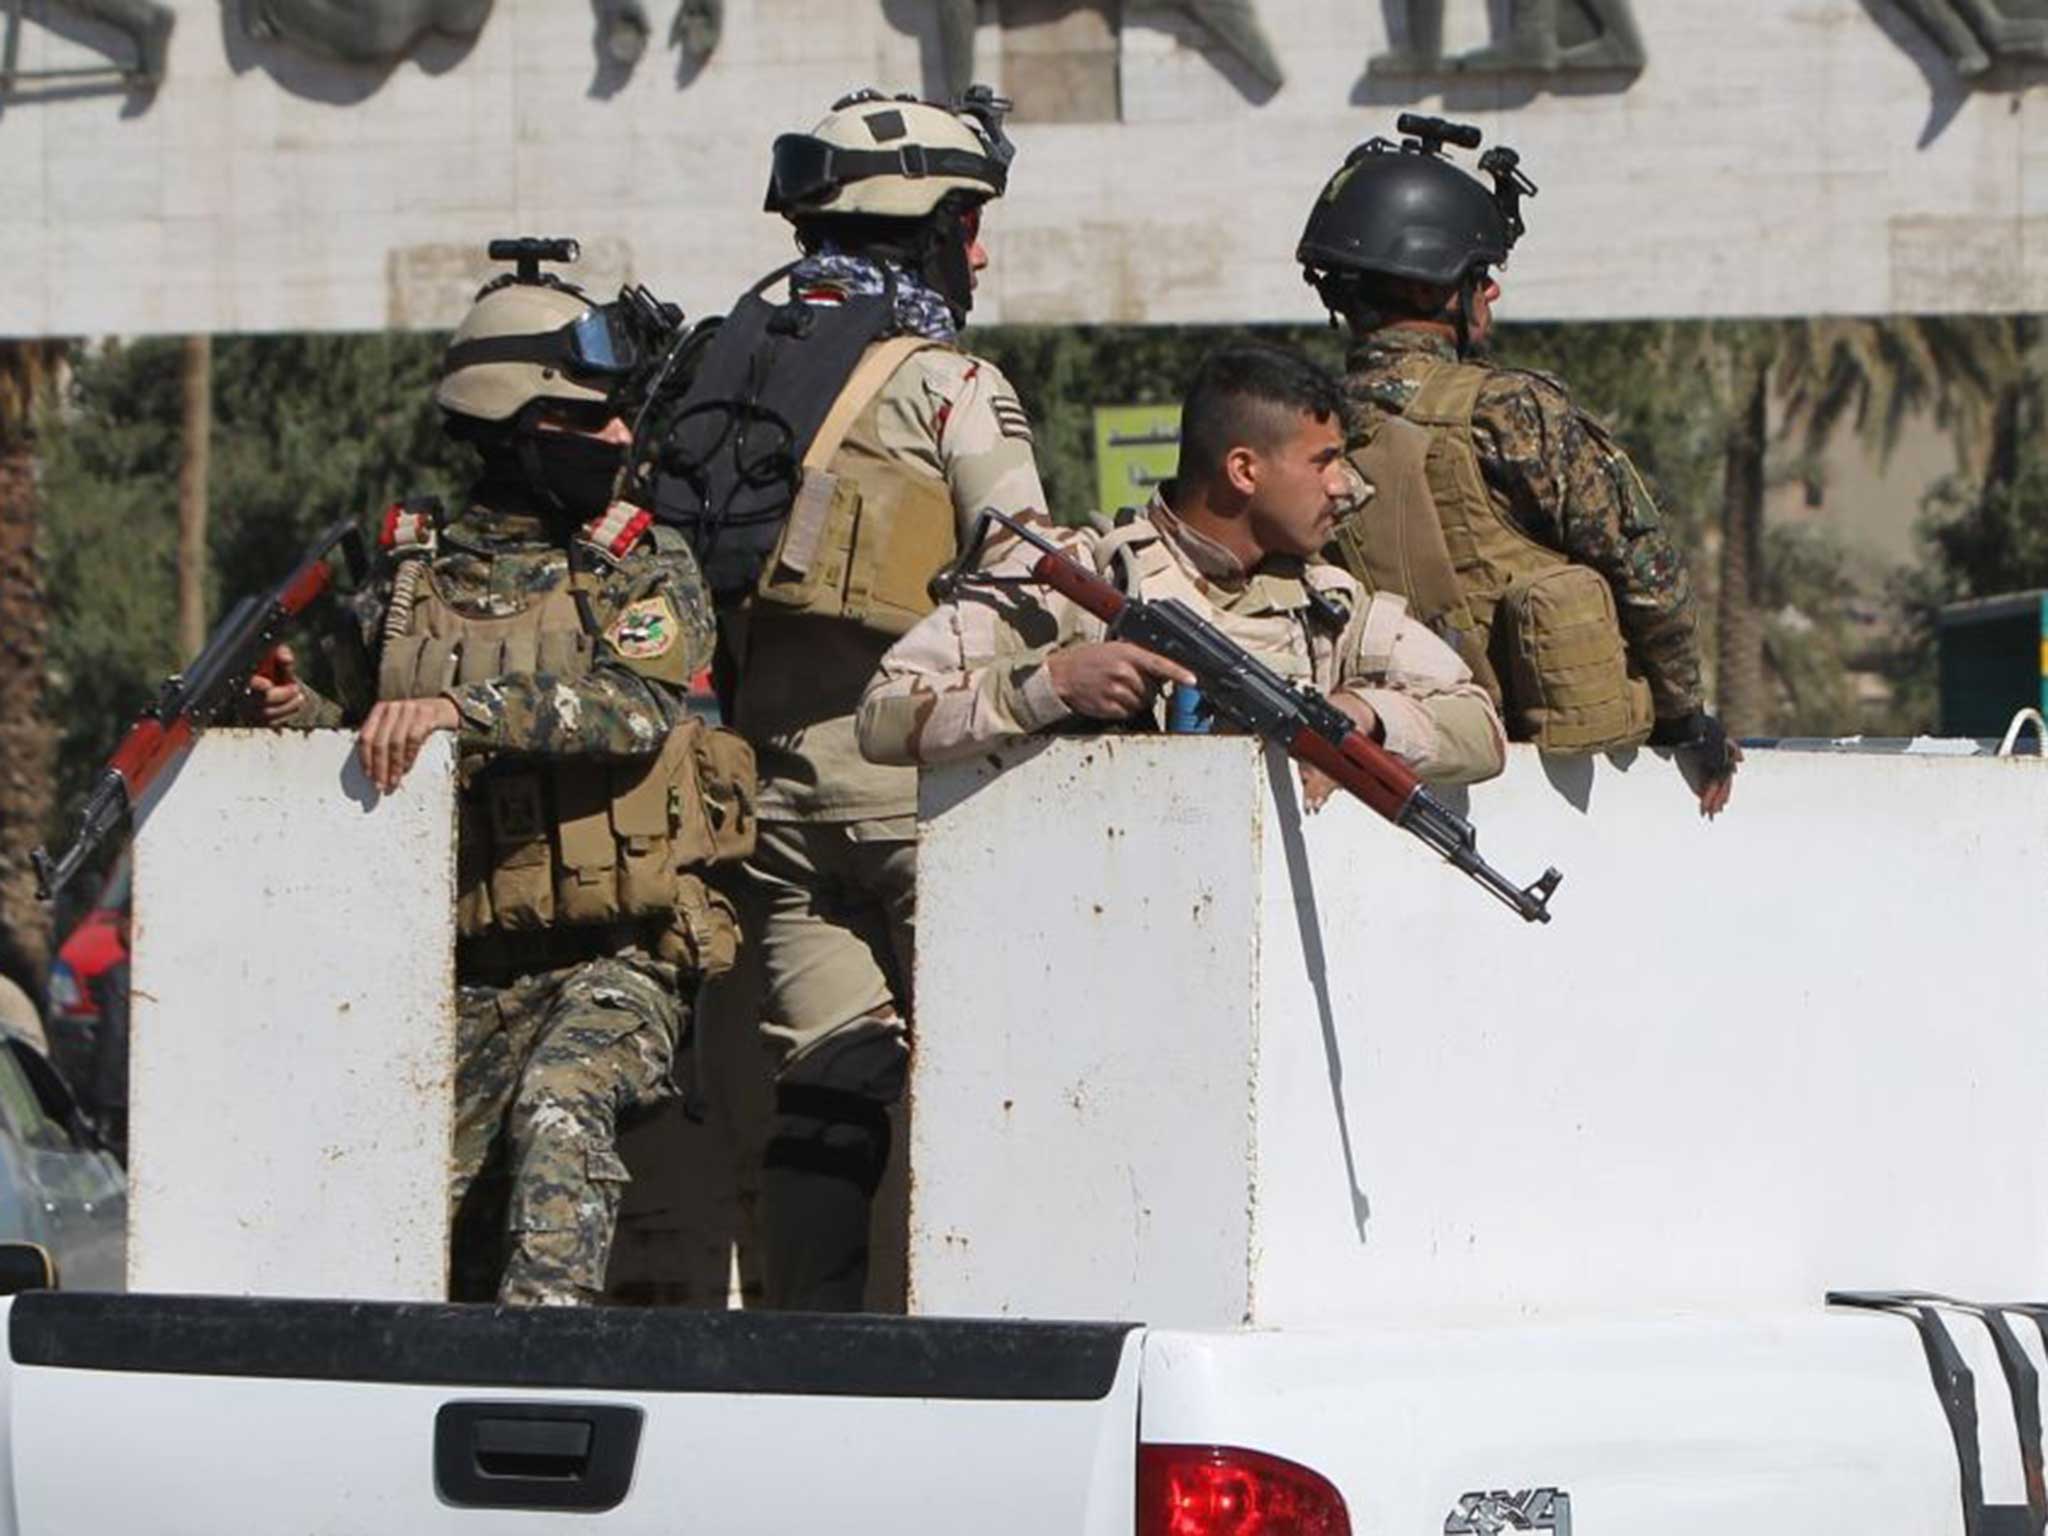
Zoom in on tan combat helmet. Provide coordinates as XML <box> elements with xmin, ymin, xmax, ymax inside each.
<box><xmin>766</xmin><ymin>87</ymin><xmax>1012</xmax><ymax>222</ymax></box>
<box><xmin>436</xmin><ymin>239</ymin><xmax>637</xmax><ymax>423</ymax></box>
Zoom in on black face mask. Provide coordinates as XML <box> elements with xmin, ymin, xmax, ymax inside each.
<box><xmin>520</xmin><ymin>430</ymin><xmax>626</xmax><ymax>523</ymax></box>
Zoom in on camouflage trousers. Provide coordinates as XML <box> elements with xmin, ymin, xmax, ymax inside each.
<box><xmin>449</xmin><ymin>951</ymin><xmax>682</xmax><ymax>1307</ymax></box>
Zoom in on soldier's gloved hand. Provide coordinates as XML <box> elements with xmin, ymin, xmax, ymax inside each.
<box><xmin>244</xmin><ymin>644</ymin><xmax>305</xmax><ymax>727</ymax></box>
<box><xmin>357</xmin><ymin>696</ymin><xmax>460</xmax><ymax>794</ymax></box>
<box><xmin>1044</xmin><ymin>641</ymin><xmax>1195</xmax><ymax>722</ymax></box>
<box><xmin>1651</xmin><ymin>710</ymin><xmax>1742</xmax><ymax>820</ymax></box>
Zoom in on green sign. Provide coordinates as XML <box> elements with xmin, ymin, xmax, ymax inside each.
<box><xmin>1093</xmin><ymin>404</ymin><xmax>1182</xmax><ymax>518</ymax></box>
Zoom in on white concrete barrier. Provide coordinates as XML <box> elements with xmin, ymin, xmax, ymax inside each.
<box><xmin>127</xmin><ymin>730</ymin><xmax>455</xmax><ymax>1300</ymax></box>
<box><xmin>908</xmin><ymin>739</ymin><xmax>2048</xmax><ymax>1328</ymax></box>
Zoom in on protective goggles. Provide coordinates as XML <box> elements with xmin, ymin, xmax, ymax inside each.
<box><xmin>764</xmin><ymin>131</ymin><xmax>1007</xmax><ymax>213</ymax></box>
<box><xmin>442</xmin><ymin>303</ymin><xmax>641</xmax><ymax>382</ymax></box>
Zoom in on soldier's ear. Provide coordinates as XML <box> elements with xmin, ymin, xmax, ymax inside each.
<box><xmin>1222</xmin><ymin>444</ymin><xmax>1261</xmax><ymax>499</ymax></box>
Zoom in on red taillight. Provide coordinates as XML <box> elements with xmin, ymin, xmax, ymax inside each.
<box><xmin>1138</xmin><ymin>1444</ymin><xmax>1351</xmax><ymax>1536</ymax></box>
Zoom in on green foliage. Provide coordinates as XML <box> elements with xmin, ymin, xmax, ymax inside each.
<box><xmin>1757</xmin><ymin>524</ymin><xmax>1866</xmax><ymax>737</ymax></box>
<box><xmin>973</xmin><ymin>324</ymin><xmax>1341</xmax><ymax>522</ymax></box>
<box><xmin>40</xmin><ymin>332</ymin><xmax>467</xmax><ymax>833</ymax></box>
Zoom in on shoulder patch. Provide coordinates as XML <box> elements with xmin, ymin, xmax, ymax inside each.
<box><xmin>606</xmin><ymin>595</ymin><xmax>680</xmax><ymax>660</ymax></box>
<box><xmin>990</xmin><ymin>391</ymin><xmax>1034</xmax><ymax>443</ymax></box>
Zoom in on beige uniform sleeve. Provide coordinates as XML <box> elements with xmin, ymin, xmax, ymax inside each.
<box><xmin>872</xmin><ymin>350</ymin><xmax>1051</xmax><ymax>547</ymax></box>
<box><xmin>857</xmin><ymin>525</ymin><xmax>1102</xmax><ymax>765</ymax></box>
<box><xmin>1329</xmin><ymin>590</ymin><xmax>1507</xmax><ymax>785</ymax></box>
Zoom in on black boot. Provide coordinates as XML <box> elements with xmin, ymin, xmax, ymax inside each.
<box><xmin>758</xmin><ymin>1086</ymin><xmax>891</xmax><ymax>1312</ymax></box>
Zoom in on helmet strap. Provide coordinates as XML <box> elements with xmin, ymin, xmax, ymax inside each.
<box><xmin>915</xmin><ymin>201</ymin><xmax>977</xmax><ymax>324</ymax></box>
<box><xmin>1453</xmin><ymin>271</ymin><xmax>1477</xmax><ymax>358</ymax></box>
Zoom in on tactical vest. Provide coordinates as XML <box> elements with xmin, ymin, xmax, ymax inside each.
<box><xmin>379</xmin><ymin>559</ymin><xmax>757</xmax><ymax>976</ymax></box>
<box><xmin>752</xmin><ymin>336</ymin><xmax>958</xmax><ymax>641</ymax></box>
<box><xmin>1336</xmin><ymin>358</ymin><xmax>1652</xmax><ymax>755</ymax></box>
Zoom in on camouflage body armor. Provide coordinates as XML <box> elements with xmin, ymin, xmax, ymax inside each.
<box><xmin>378</xmin><ymin>548</ymin><xmax>755</xmax><ymax>974</ymax></box>
<box><xmin>1337</xmin><ymin>358</ymin><xmax>1652</xmax><ymax>755</ymax></box>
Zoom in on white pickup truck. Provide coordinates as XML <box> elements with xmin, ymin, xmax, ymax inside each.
<box><xmin>0</xmin><ymin>735</ymin><xmax>2040</xmax><ymax>1535</ymax></box>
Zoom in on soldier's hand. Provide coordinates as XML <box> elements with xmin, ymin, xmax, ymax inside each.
<box><xmin>1691</xmin><ymin>737</ymin><xmax>1742</xmax><ymax>819</ymax></box>
<box><xmin>1656</xmin><ymin>711</ymin><xmax>1741</xmax><ymax>819</ymax></box>
<box><xmin>1300</xmin><ymin>690</ymin><xmax>1381</xmax><ymax>814</ymax></box>
<box><xmin>1044</xmin><ymin>641</ymin><xmax>1195</xmax><ymax>721</ymax></box>
<box><xmin>245</xmin><ymin>645</ymin><xmax>305</xmax><ymax>727</ymax></box>
<box><xmin>357</xmin><ymin>696</ymin><xmax>461</xmax><ymax>794</ymax></box>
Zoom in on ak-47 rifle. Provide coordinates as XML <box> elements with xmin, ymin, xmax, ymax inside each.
<box><xmin>33</xmin><ymin>516</ymin><xmax>368</xmax><ymax>903</ymax></box>
<box><xmin>943</xmin><ymin>510</ymin><xmax>1563</xmax><ymax>924</ymax></box>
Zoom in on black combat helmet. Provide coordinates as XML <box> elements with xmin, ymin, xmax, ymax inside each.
<box><xmin>1298</xmin><ymin>115</ymin><xmax>1537</xmax><ymax>317</ymax></box>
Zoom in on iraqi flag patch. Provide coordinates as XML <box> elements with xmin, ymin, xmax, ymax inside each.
<box><xmin>607</xmin><ymin>596</ymin><xmax>678</xmax><ymax>659</ymax></box>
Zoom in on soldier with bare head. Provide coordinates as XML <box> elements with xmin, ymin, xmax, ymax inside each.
<box><xmin>1299</xmin><ymin>118</ymin><xmax>1740</xmax><ymax>817</ymax></box>
<box><xmin>857</xmin><ymin>344</ymin><xmax>1506</xmax><ymax>797</ymax></box>
<box><xmin>648</xmin><ymin>87</ymin><xmax>1048</xmax><ymax>1311</ymax></box>
<box><xmin>247</xmin><ymin>245</ymin><xmax>748</xmax><ymax>1306</ymax></box>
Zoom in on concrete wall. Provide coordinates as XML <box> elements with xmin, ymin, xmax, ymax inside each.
<box><xmin>909</xmin><ymin>739</ymin><xmax>2048</xmax><ymax>1329</ymax></box>
<box><xmin>8</xmin><ymin>0</ymin><xmax>2048</xmax><ymax>337</ymax></box>
<box><xmin>127</xmin><ymin>731</ymin><xmax>455</xmax><ymax>1300</ymax></box>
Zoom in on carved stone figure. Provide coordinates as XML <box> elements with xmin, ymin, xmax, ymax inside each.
<box><xmin>1</xmin><ymin>0</ymin><xmax>175</xmax><ymax>88</ymax></box>
<box><xmin>1886</xmin><ymin>0</ymin><xmax>2048</xmax><ymax>75</ymax></box>
<box><xmin>1373</xmin><ymin>0</ymin><xmax>1645</xmax><ymax>76</ymax></box>
<box><xmin>931</xmin><ymin>0</ymin><xmax>1283</xmax><ymax>100</ymax></box>
<box><xmin>237</xmin><ymin>0</ymin><xmax>493</xmax><ymax>64</ymax></box>
<box><xmin>592</xmin><ymin>0</ymin><xmax>718</xmax><ymax>72</ymax></box>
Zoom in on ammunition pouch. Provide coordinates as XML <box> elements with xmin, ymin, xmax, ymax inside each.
<box><xmin>455</xmin><ymin>717</ymin><xmax>758</xmax><ymax>976</ymax></box>
<box><xmin>1497</xmin><ymin>564</ymin><xmax>1653</xmax><ymax>754</ymax></box>
<box><xmin>754</xmin><ymin>456</ymin><xmax>957</xmax><ymax>639</ymax></box>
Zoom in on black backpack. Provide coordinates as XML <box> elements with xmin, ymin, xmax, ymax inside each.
<box><xmin>648</xmin><ymin>263</ymin><xmax>901</xmax><ymax>601</ymax></box>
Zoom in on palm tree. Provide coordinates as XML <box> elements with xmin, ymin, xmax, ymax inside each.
<box><xmin>0</xmin><ymin>341</ymin><xmax>66</xmax><ymax>982</ymax></box>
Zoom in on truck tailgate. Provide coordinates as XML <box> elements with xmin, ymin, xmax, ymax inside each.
<box><xmin>2</xmin><ymin>1293</ymin><xmax>1141</xmax><ymax>1535</ymax></box>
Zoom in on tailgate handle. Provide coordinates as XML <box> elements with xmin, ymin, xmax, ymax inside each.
<box><xmin>436</xmin><ymin>1402</ymin><xmax>643</xmax><ymax>1512</ymax></box>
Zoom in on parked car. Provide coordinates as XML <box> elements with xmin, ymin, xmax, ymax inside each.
<box><xmin>0</xmin><ymin>1035</ymin><xmax>125</xmax><ymax>1292</ymax></box>
<box><xmin>43</xmin><ymin>857</ymin><xmax>128</xmax><ymax>1109</ymax></box>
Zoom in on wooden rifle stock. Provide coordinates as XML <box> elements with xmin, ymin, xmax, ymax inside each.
<box><xmin>944</xmin><ymin>509</ymin><xmax>1562</xmax><ymax>924</ymax></box>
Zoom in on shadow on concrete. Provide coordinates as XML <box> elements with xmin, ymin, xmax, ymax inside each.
<box><xmin>1859</xmin><ymin>0</ymin><xmax>1974</xmax><ymax>145</ymax></box>
<box><xmin>880</xmin><ymin>0</ymin><xmax>955</xmax><ymax>100</ymax></box>
<box><xmin>220</xmin><ymin>1</ymin><xmax>488</xmax><ymax>107</ymax></box>
<box><xmin>1539</xmin><ymin>752</ymin><xmax>1594</xmax><ymax>813</ymax></box>
<box><xmin>879</xmin><ymin>0</ymin><xmax>1284</xmax><ymax>108</ymax></box>
<box><xmin>1265</xmin><ymin>747</ymin><xmax>1372</xmax><ymax>1243</ymax></box>
<box><xmin>1854</xmin><ymin>0</ymin><xmax>2048</xmax><ymax>146</ymax></box>
<box><xmin>1354</xmin><ymin>0</ymin><xmax>1637</xmax><ymax>110</ymax></box>
<box><xmin>0</xmin><ymin>3</ymin><xmax>163</xmax><ymax>120</ymax></box>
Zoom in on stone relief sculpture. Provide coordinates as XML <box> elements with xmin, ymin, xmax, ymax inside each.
<box><xmin>236</xmin><ymin>0</ymin><xmax>493</xmax><ymax>64</ymax></box>
<box><xmin>0</xmin><ymin>0</ymin><xmax>174</xmax><ymax>89</ymax></box>
<box><xmin>931</xmin><ymin>0</ymin><xmax>1284</xmax><ymax>99</ymax></box>
<box><xmin>1373</xmin><ymin>0</ymin><xmax>1645</xmax><ymax>75</ymax></box>
<box><xmin>1885</xmin><ymin>0</ymin><xmax>2048</xmax><ymax>75</ymax></box>
<box><xmin>592</xmin><ymin>0</ymin><xmax>721</xmax><ymax>74</ymax></box>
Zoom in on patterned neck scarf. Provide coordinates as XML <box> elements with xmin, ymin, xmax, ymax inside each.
<box><xmin>790</xmin><ymin>249</ymin><xmax>958</xmax><ymax>342</ymax></box>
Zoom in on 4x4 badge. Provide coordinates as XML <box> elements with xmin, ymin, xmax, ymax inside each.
<box><xmin>1446</xmin><ymin>1489</ymin><xmax>1573</xmax><ymax>1535</ymax></box>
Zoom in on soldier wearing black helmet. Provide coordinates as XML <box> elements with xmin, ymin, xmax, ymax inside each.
<box><xmin>650</xmin><ymin>88</ymin><xmax>1050</xmax><ymax>1311</ymax></box>
<box><xmin>1299</xmin><ymin>117</ymin><xmax>1739</xmax><ymax>817</ymax></box>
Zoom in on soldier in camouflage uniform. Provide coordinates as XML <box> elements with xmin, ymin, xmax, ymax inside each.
<box><xmin>859</xmin><ymin>345</ymin><xmax>1506</xmax><ymax>790</ymax></box>
<box><xmin>253</xmin><ymin>255</ymin><xmax>728</xmax><ymax>1305</ymax></box>
<box><xmin>659</xmin><ymin>89</ymin><xmax>1049</xmax><ymax>1311</ymax></box>
<box><xmin>1298</xmin><ymin>119</ymin><xmax>1739</xmax><ymax>815</ymax></box>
